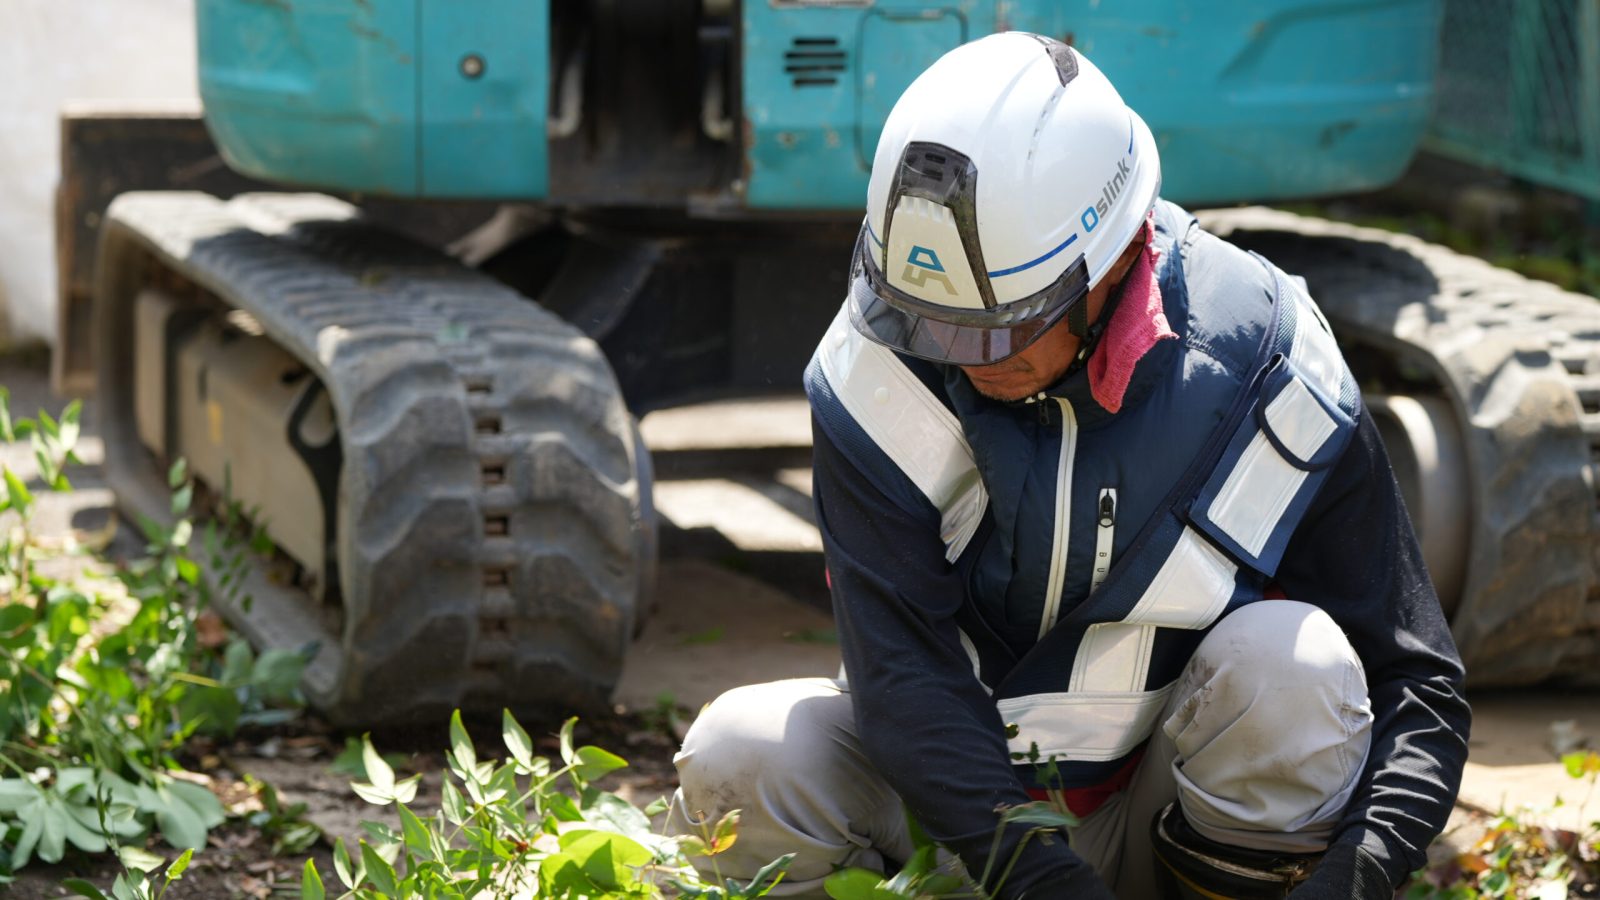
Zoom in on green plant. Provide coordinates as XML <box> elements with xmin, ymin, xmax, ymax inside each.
<box><xmin>1406</xmin><ymin>750</ymin><xmax>1600</xmax><ymax>899</ymax></box>
<box><xmin>242</xmin><ymin>775</ymin><xmax>322</xmax><ymax>857</ymax></box>
<box><xmin>0</xmin><ymin>393</ymin><xmax>307</xmax><ymax>878</ymax></box>
<box><xmin>822</xmin><ymin>738</ymin><xmax>1081</xmax><ymax>900</ymax></box>
<box><xmin>300</xmin><ymin>710</ymin><xmax>796</xmax><ymax>899</ymax></box>
<box><xmin>62</xmin><ymin>847</ymin><xmax>194</xmax><ymax>900</ymax></box>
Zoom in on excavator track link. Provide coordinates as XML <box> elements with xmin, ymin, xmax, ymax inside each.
<box><xmin>1203</xmin><ymin>207</ymin><xmax>1600</xmax><ymax>688</ymax></box>
<box><xmin>95</xmin><ymin>192</ymin><xmax>650</xmax><ymax>725</ymax></box>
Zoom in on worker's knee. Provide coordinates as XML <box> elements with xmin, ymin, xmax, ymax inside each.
<box><xmin>1188</xmin><ymin>600</ymin><xmax>1367</xmax><ymax>712</ymax></box>
<box><xmin>674</xmin><ymin>677</ymin><xmax>866</xmax><ymax>824</ymax></box>
<box><xmin>1165</xmin><ymin>600</ymin><xmax>1373</xmax><ymax>844</ymax></box>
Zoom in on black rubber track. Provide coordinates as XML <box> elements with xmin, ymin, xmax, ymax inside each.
<box><xmin>95</xmin><ymin>192</ymin><xmax>651</xmax><ymax>725</ymax></box>
<box><xmin>1203</xmin><ymin>208</ymin><xmax>1600</xmax><ymax>688</ymax></box>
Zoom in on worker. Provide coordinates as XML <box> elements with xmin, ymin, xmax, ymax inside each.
<box><xmin>669</xmin><ymin>33</ymin><xmax>1470</xmax><ymax>900</ymax></box>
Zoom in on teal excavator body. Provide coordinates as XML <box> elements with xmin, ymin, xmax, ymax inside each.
<box><xmin>196</xmin><ymin>0</ymin><xmax>1442</xmax><ymax>209</ymax></box>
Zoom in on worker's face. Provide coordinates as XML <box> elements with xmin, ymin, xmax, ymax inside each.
<box><xmin>959</xmin><ymin>235</ymin><xmax>1147</xmax><ymax>403</ymax></box>
<box><xmin>959</xmin><ymin>320</ymin><xmax>1080</xmax><ymax>401</ymax></box>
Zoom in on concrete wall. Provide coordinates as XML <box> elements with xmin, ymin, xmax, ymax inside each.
<box><xmin>0</xmin><ymin>0</ymin><xmax>198</xmax><ymax>348</ymax></box>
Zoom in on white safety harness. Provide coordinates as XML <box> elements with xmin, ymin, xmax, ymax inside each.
<box><xmin>814</xmin><ymin>259</ymin><xmax>1359</xmax><ymax>767</ymax></box>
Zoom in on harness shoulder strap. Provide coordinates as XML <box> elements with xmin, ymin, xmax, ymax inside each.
<box><xmin>808</xmin><ymin>307</ymin><xmax>988</xmax><ymax>562</ymax></box>
<box><xmin>1186</xmin><ymin>261</ymin><xmax>1361</xmax><ymax>576</ymax></box>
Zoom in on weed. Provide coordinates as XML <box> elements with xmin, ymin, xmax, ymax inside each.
<box><xmin>300</xmin><ymin>710</ymin><xmax>797</xmax><ymax>898</ymax></box>
<box><xmin>0</xmin><ymin>393</ymin><xmax>307</xmax><ymax>881</ymax></box>
<box><xmin>1407</xmin><ymin>750</ymin><xmax>1600</xmax><ymax>898</ymax></box>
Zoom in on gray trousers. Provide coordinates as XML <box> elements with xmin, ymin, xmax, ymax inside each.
<box><xmin>669</xmin><ymin>601</ymin><xmax>1374</xmax><ymax>899</ymax></box>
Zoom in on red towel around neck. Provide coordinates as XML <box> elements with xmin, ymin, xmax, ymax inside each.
<box><xmin>1087</xmin><ymin>216</ymin><xmax>1177</xmax><ymax>414</ymax></box>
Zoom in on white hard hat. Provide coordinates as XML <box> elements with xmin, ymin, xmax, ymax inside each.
<box><xmin>849</xmin><ymin>32</ymin><xmax>1161</xmax><ymax>365</ymax></box>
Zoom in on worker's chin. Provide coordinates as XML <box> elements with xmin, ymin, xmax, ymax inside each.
<box><xmin>961</xmin><ymin>368</ymin><xmax>1042</xmax><ymax>402</ymax></box>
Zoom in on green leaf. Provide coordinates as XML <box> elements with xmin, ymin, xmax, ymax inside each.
<box><xmin>390</xmin><ymin>774</ymin><xmax>421</xmax><ymax>806</ymax></box>
<box><xmin>38</xmin><ymin>803</ymin><xmax>70</xmax><ymax>863</ymax></box>
<box><xmin>150</xmin><ymin>780</ymin><xmax>223</xmax><ymax>851</ymax></box>
<box><xmin>0</xmin><ymin>605</ymin><xmax>36</xmax><ymax>648</ymax></box>
<box><xmin>300</xmin><ymin>858</ymin><xmax>325</xmax><ymax>900</ymax></box>
<box><xmin>824</xmin><ymin>867</ymin><xmax>887</xmax><ymax>900</ymax></box>
<box><xmin>251</xmin><ymin>648</ymin><xmax>307</xmax><ymax>702</ymax></box>
<box><xmin>59</xmin><ymin>400</ymin><xmax>81</xmax><ymax>451</ymax></box>
<box><xmin>440</xmin><ymin>780</ymin><xmax>467</xmax><ymax>825</ymax></box>
<box><xmin>168</xmin><ymin>459</ymin><xmax>187</xmax><ymax>490</ymax></box>
<box><xmin>170</xmin><ymin>518</ymin><xmax>192</xmax><ymax>548</ymax></box>
<box><xmin>0</xmin><ymin>386</ymin><xmax>12</xmax><ymax>441</ymax></box>
<box><xmin>169</xmin><ymin>781</ymin><xmax>225</xmax><ymax>828</ymax></box>
<box><xmin>744</xmin><ymin>852</ymin><xmax>797</xmax><ymax>896</ymax></box>
<box><xmin>171</xmin><ymin>484</ymin><xmax>193</xmax><ymax>518</ymax></box>
<box><xmin>899</xmin><ymin>845</ymin><xmax>936</xmax><ymax>880</ymax></box>
<box><xmin>541</xmin><ymin>830</ymin><xmax>653</xmax><ymax>896</ymax></box>
<box><xmin>0</xmin><ymin>779</ymin><xmax>38</xmax><ymax>813</ymax></box>
<box><xmin>360</xmin><ymin>841</ymin><xmax>399</xmax><ymax>896</ymax></box>
<box><xmin>164</xmin><ymin>848</ymin><xmax>194</xmax><ymax>882</ymax></box>
<box><xmin>1562</xmin><ymin>750</ymin><xmax>1600</xmax><ymax>779</ymax></box>
<box><xmin>398</xmin><ymin>804</ymin><xmax>435</xmax><ymax>861</ymax></box>
<box><xmin>37</xmin><ymin>409</ymin><xmax>59</xmax><ymax>439</ymax></box>
<box><xmin>587</xmin><ymin>792</ymin><xmax>653</xmax><ymax>840</ymax></box>
<box><xmin>710</xmin><ymin>808</ymin><xmax>740</xmax><ymax>854</ymax></box>
<box><xmin>905</xmin><ymin>812</ymin><xmax>935</xmax><ymax>852</ymax></box>
<box><xmin>546</xmin><ymin>790</ymin><xmax>584</xmax><ymax>823</ymax></box>
<box><xmin>118</xmin><ymin>845</ymin><xmax>166</xmax><ymax>873</ymax></box>
<box><xmin>59</xmin><ymin>802</ymin><xmax>108</xmax><ymax>854</ymax></box>
<box><xmin>333</xmin><ymin>838</ymin><xmax>358</xmax><ymax>890</ymax></box>
<box><xmin>4</xmin><ymin>465</ymin><xmax>33</xmax><ymax>515</ymax></box>
<box><xmin>221</xmin><ymin>639</ymin><xmax>255</xmax><ymax>685</ymax></box>
<box><xmin>362</xmin><ymin>734</ymin><xmax>394</xmax><ymax>793</ymax></box>
<box><xmin>559</xmin><ymin>716</ymin><xmax>577</xmax><ymax>765</ymax></box>
<box><xmin>33</xmin><ymin>444</ymin><xmax>56</xmax><ymax>489</ymax></box>
<box><xmin>916</xmin><ymin>873</ymin><xmax>967</xmax><ymax>896</ymax></box>
<box><xmin>574</xmin><ymin>745</ymin><xmax>628</xmax><ymax>782</ymax></box>
<box><xmin>11</xmin><ymin>798</ymin><xmax>45</xmax><ymax>868</ymax></box>
<box><xmin>449</xmin><ymin>709</ymin><xmax>477</xmax><ymax>775</ymax></box>
<box><xmin>61</xmin><ymin>878</ymin><xmax>110</xmax><ymax>900</ymax></box>
<box><xmin>351</xmin><ymin>781</ymin><xmax>396</xmax><ymax>806</ymax></box>
<box><xmin>644</xmin><ymin>796</ymin><xmax>670</xmax><ymax>817</ymax></box>
<box><xmin>110</xmin><ymin>873</ymin><xmax>146</xmax><ymax>900</ymax></box>
<box><xmin>502</xmin><ymin>708</ymin><xmax>534</xmax><ymax>768</ymax></box>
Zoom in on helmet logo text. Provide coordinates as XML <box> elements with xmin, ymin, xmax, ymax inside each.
<box><xmin>1083</xmin><ymin>158</ymin><xmax>1132</xmax><ymax>233</ymax></box>
<box><xmin>903</xmin><ymin>245</ymin><xmax>957</xmax><ymax>295</ymax></box>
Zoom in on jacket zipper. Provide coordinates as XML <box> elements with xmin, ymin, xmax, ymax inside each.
<box><xmin>1037</xmin><ymin>397</ymin><xmax>1077</xmax><ymax>640</ymax></box>
<box><xmin>1091</xmin><ymin>488</ymin><xmax>1117</xmax><ymax>595</ymax></box>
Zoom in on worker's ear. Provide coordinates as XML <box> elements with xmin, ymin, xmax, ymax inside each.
<box><xmin>1110</xmin><ymin>233</ymin><xmax>1147</xmax><ymax>281</ymax></box>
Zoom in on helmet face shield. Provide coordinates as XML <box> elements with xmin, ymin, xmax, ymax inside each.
<box><xmin>849</xmin><ymin>34</ymin><xmax>1164</xmax><ymax>367</ymax></box>
<box><xmin>847</xmin><ymin>225</ymin><xmax>1091</xmax><ymax>366</ymax></box>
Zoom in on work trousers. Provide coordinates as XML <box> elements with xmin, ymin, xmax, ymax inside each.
<box><xmin>669</xmin><ymin>600</ymin><xmax>1374</xmax><ymax>899</ymax></box>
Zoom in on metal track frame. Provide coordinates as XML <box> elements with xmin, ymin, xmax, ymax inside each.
<box><xmin>94</xmin><ymin>192</ymin><xmax>653</xmax><ymax>725</ymax></box>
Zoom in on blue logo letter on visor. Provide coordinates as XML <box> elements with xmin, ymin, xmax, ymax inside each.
<box><xmin>907</xmin><ymin>245</ymin><xmax>946</xmax><ymax>271</ymax></box>
<box><xmin>902</xmin><ymin>245</ymin><xmax>956</xmax><ymax>295</ymax></box>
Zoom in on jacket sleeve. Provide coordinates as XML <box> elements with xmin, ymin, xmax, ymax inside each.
<box><xmin>811</xmin><ymin>415</ymin><xmax>1113</xmax><ymax>900</ymax></box>
<box><xmin>1274</xmin><ymin>411</ymin><xmax>1472</xmax><ymax>895</ymax></box>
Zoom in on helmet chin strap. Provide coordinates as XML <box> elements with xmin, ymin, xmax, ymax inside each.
<box><xmin>1066</xmin><ymin>248</ymin><xmax>1139</xmax><ymax>372</ymax></box>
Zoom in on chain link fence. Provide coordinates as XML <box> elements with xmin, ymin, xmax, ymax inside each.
<box><xmin>1427</xmin><ymin>0</ymin><xmax>1600</xmax><ymax>201</ymax></box>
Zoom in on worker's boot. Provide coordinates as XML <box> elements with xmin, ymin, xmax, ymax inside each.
<box><xmin>1150</xmin><ymin>803</ymin><xmax>1321</xmax><ymax>899</ymax></box>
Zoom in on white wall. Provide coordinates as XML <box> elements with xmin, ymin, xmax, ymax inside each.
<box><xmin>0</xmin><ymin>0</ymin><xmax>199</xmax><ymax>348</ymax></box>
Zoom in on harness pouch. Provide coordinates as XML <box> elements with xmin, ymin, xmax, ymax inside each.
<box><xmin>1188</xmin><ymin>355</ymin><xmax>1355</xmax><ymax>577</ymax></box>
